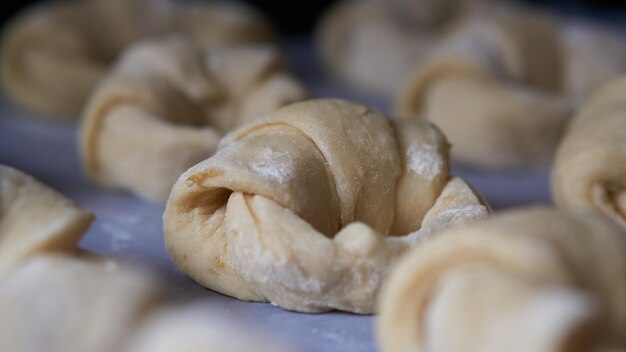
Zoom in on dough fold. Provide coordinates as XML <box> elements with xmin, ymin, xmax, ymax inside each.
<box><xmin>0</xmin><ymin>164</ymin><xmax>94</xmax><ymax>275</ymax></box>
<box><xmin>1</xmin><ymin>0</ymin><xmax>274</xmax><ymax>117</ymax></box>
<box><xmin>552</xmin><ymin>77</ymin><xmax>626</xmax><ymax>230</ymax></box>
<box><xmin>79</xmin><ymin>37</ymin><xmax>307</xmax><ymax>202</ymax></box>
<box><xmin>164</xmin><ymin>99</ymin><xmax>489</xmax><ymax>313</ymax></box>
<box><xmin>378</xmin><ymin>206</ymin><xmax>626</xmax><ymax>352</ymax></box>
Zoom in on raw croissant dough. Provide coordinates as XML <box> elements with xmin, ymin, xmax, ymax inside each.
<box><xmin>164</xmin><ymin>99</ymin><xmax>490</xmax><ymax>313</ymax></box>
<box><xmin>316</xmin><ymin>0</ymin><xmax>546</xmax><ymax>95</ymax></box>
<box><xmin>0</xmin><ymin>255</ymin><xmax>161</xmax><ymax>352</ymax></box>
<box><xmin>318</xmin><ymin>0</ymin><xmax>626</xmax><ymax>168</ymax></box>
<box><xmin>80</xmin><ymin>36</ymin><xmax>307</xmax><ymax>202</ymax></box>
<box><xmin>0</xmin><ymin>164</ymin><xmax>94</xmax><ymax>275</ymax></box>
<box><xmin>1</xmin><ymin>0</ymin><xmax>273</xmax><ymax>117</ymax></box>
<box><xmin>0</xmin><ymin>166</ymin><xmax>284</xmax><ymax>352</ymax></box>
<box><xmin>552</xmin><ymin>77</ymin><xmax>626</xmax><ymax>230</ymax></box>
<box><xmin>316</xmin><ymin>0</ymin><xmax>449</xmax><ymax>95</ymax></box>
<box><xmin>0</xmin><ymin>165</ymin><xmax>158</xmax><ymax>352</ymax></box>
<box><xmin>395</xmin><ymin>10</ymin><xmax>577</xmax><ymax>169</ymax></box>
<box><xmin>378</xmin><ymin>206</ymin><xmax>626</xmax><ymax>352</ymax></box>
<box><xmin>395</xmin><ymin>8</ymin><xmax>626</xmax><ymax>169</ymax></box>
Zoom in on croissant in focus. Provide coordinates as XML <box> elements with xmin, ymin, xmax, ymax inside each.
<box><xmin>378</xmin><ymin>206</ymin><xmax>626</xmax><ymax>352</ymax></box>
<box><xmin>163</xmin><ymin>99</ymin><xmax>490</xmax><ymax>314</ymax></box>
<box><xmin>552</xmin><ymin>77</ymin><xmax>626</xmax><ymax>230</ymax></box>
<box><xmin>79</xmin><ymin>36</ymin><xmax>307</xmax><ymax>202</ymax></box>
<box><xmin>1</xmin><ymin>0</ymin><xmax>274</xmax><ymax>117</ymax></box>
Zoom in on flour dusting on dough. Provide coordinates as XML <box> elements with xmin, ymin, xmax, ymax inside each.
<box><xmin>407</xmin><ymin>143</ymin><xmax>443</xmax><ymax>180</ymax></box>
<box><xmin>250</xmin><ymin>147</ymin><xmax>294</xmax><ymax>183</ymax></box>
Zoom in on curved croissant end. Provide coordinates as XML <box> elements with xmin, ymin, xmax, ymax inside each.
<box><xmin>395</xmin><ymin>13</ymin><xmax>575</xmax><ymax>169</ymax></box>
<box><xmin>163</xmin><ymin>99</ymin><xmax>489</xmax><ymax>313</ymax></box>
<box><xmin>378</xmin><ymin>206</ymin><xmax>626</xmax><ymax>352</ymax></box>
<box><xmin>0</xmin><ymin>165</ymin><xmax>94</xmax><ymax>276</ymax></box>
<box><xmin>552</xmin><ymin>77</ymin><xmax>626</xmax><ymax>230</ymax></box>
<box><xmin>1</xmin><ymin>0</ymin><xmax>274</xmax><ymax>118</ymax></box>
<box><xmin>79</xmin><ymin>37</ymin><xmax>307</xmax><ymax>202</ymax></box>
<box><xmin>0</xmin><ymin>255</ymin><xmax>161</xmax><ymax>352</ymax></box>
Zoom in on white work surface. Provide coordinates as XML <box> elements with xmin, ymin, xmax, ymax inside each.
<box><xmin>0</xmin><ymin>39</ymin><xmax>550</xmax><ymax>352</ymax></box>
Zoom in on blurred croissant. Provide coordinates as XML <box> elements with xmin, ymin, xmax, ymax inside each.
<box><xmin>0</xmin><ymin>164</ymin><xmax>93</xmax><ymax>275</ymax></box>
<box><xmin>163</xmin><ymin>99</ymin><xmax>489</xmax><ymax>313</ymax></box>
<box><xmin>0</xmin><ymin>164</ymin><xmax>288</xmax><ymax>352</ymax></box>
<box><xmin>552</xmin><ymin>77</ymin><xmax>626</xmax><ymax>230</ymax></box>
<box><xmin>378</xmin><ymin>206</ymin><xmax>626</xmax><ymax>352</ymax></box>
<box><xmin>79</xmin><ymin>36</ymin><xmax>307</xmax><ymax>202</ymax></box>
<box><xmin>0</xmin><ymin>255</ymin><xmax>162</xmax><ymax>352</ymax></box>
<box><xmin>1</xmin><ymin>0</ymin><xmax>274</xmax><ymax>117</ymax></box>
<box><xmin>395</xmin><ymin>7</ymin><xmax>626</xmax><ymax>169</ymax></box>
<box><xmin>396</xmin><ymin>8</ymin><xmax>577</xmax><ymax>169</ymax></box>
<box><xmin>0</xmin><ymin>164</ymin><xmax>159</xmax><ymax>352</ymax></box>
<box><xmin>316</xmin><ymin>0</ymin><xmax>545</xmax><ymax>96</ymax></box>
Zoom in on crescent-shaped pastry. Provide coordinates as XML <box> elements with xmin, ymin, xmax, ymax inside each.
<box><xmin>395</xmin><ymin>11</ymin><xmax>576</xmax><ymax>169</ymax></box>
<box><xmin>163</xmin><ymin>99</ymin><xmax>490</xmax><ymax>313</ymax></box>
<box><xmin>79</xmin><ymin>36</ymin><xmax>307</xmax><ymax>202</ymax></box>
<box><xmin>0</xmin><ymin>255</ymin><xmax>161</xmax><ymax>352</ymax></box>
<box><xmin>0</xmin><ymin>164</ymin><xmax>94</xmax><ymax>275</ymax></box>
<box><xmin>552</xmin><ymin>77</ymin><xmax>626</xmax><ymax>230</ymax></box>
<box><xmin>1</xmin><ymin>0</ymin><xmax>273</xmax><ymax>117</ymax></box>
<box><xmin>378</xmin><ymin>206</ymin><xmax>626</xmax><ymax>352</ymax></box>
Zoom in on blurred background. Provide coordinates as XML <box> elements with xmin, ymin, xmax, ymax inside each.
<box><xmin>2</xmin><ymin>0</ymin><xmax>626</xmax><ymax>35</ymax></box>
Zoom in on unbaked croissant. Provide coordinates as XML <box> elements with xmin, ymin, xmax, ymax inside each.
<box><xmin>79</xmin><ymin>36</ymin><xmax>307</xmax><ymax>202</ymax></box>
<box><xmin>395</xmin><ymin>7</ymin><xmax>626</xmax><ymax>169</ymax></box>
<box><xmin>395</xmin><ymin>10</ymin><xmax>577</xmax><ymax>169</ymax></box>
<box><xmin>0</xmin><ymin>164</ymin><xmax>94</xmax><ymax>275</ymax></box>
<box><xmin>0</xmin><ymin>255</ymin><xmax>161</xmax><ymax>352</ymax></box>
<box><xmin>316</xmin><ymin>0</ymin><xmax>446</xmax><ymax>95</ymax></box>
<box><xmin>0</xmin><ymin>165</ymin><xmax>161</xmax><ymax>351</ymax></box>
<box><xmin>552</xmin><ymin>77</ymin><xmax>626</xmax><ymax>230</ymax></box>
<box><xmin>378</xmin><ymin>206</ymin><xmax>626</xmax><ymax>352</ymax></box>
<box><xmin>163</xmin><ymin>99</ymin><xmax>490</xmax><ymax>313</ymax></box>
<box><xmin>316</xmin><ymin>0</ymin><xmax>538</xmax><ymax>96</ymax></box>
<box><xmin>1</xmin><ymin>0</ymin><xmax>273</xmax><ymax>117</ymax></box>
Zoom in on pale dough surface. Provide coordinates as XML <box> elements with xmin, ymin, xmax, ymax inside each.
<box><xmin>0</xmin><ymin>164</ymin><xmax>94</xmax><ymax>275</ymax></box>
<box><xmin>395</xmin><ymin>8</ymin><xmax>577</xmax><ymax>169</ymax></box>
<box><xmin>319</xmin><ymin>0</ymin><xmax>626</xmax><ymax>169</ymax></box>
<box><xmin>1</xmin><ymin>0</ymin><xmax>273</xmax><ymax>117</ymax></box>
<box><xmin>164</xmin><ymin>99</ymin><xmax>489</xmax><ymax>313</ymax></box>
<box><xmin>0</xmin><ymin>255</ymin><xmax>160</xmax><ymax>352</ymax></box>
<box><xmin>79</xmin><ymin>36</ymin><xmax>308</xmax><ymax>202</ymax></box>
<box><xmin>126</xmin><ymin>305</ymin><xmax>294</xmax><ymax>352</ymax></box>
<box><xmin>552</xmin><ymin>77</ymin><xmax>626</xmax><ymax>230</ymax></box>
<box><xmin>378</xmin><ymin>206</ymin><xmax>626</xmax><ymax>352</ymax></box>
